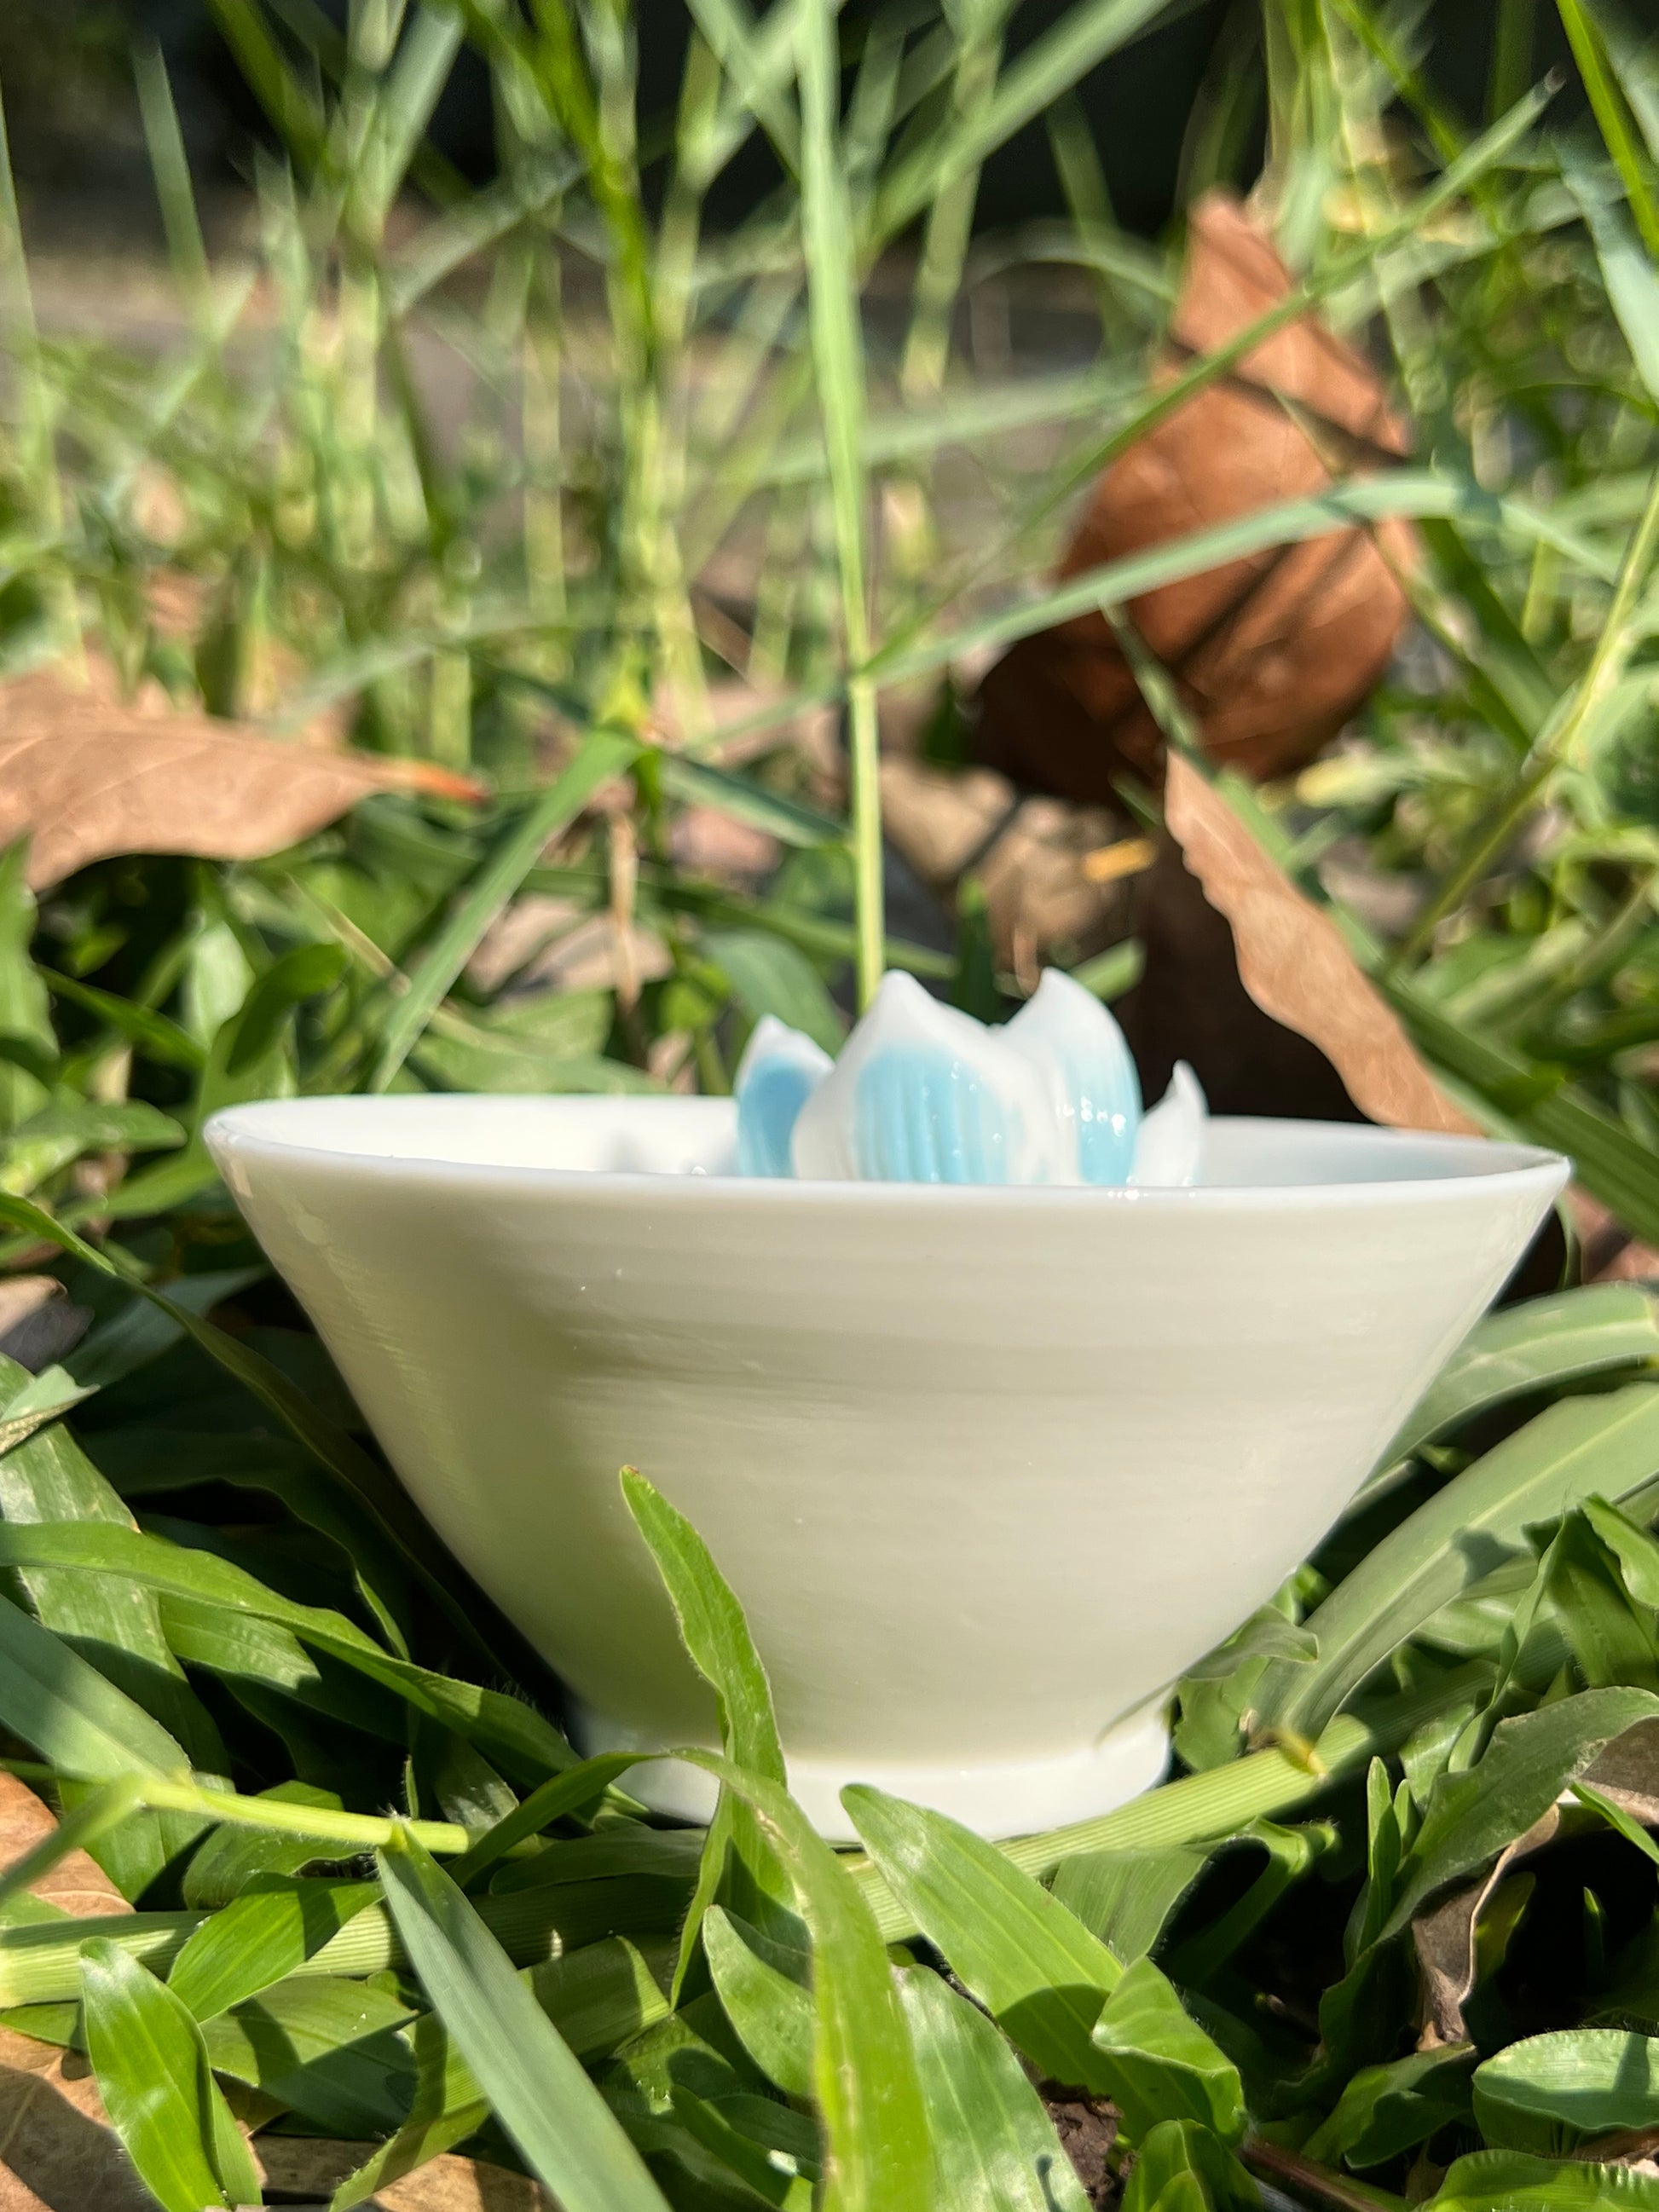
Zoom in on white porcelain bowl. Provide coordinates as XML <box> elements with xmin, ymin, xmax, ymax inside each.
<box><xmin>207</xmin><ymin>1097</ymin><xmax>1566</xmax><ymax>1839</ymax></box>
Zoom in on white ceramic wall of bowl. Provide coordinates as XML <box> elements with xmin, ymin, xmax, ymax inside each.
<box><xmin>207</xmin><ymin>1096</ymin><xmax>1567</xmax><ymax>1840</ymax></box>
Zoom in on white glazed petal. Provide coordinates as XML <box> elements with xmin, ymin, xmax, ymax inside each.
<box><xmin>734</xmin><ymin>1016</ymin><xmax>832</xmax><ymax>1178</ymax></box>
<box><xmin>790</xmin><ymin>970</ymin><xmax>1068</xmax><ymax>1185</ymax></box>
<box><xmin>1003</xmin><ymin>967</ymin><xmax>1142</xmax><ymax>1187</ymax></box>
<box><xmin>1130</xmin><ymin>1061</ymin><xmax>1207</xmax><ymax>1187</ymax></box>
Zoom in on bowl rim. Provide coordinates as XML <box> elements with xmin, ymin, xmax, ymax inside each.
<box><xmin>206</xmin><ymin>1095</ymin><xmax>1571</xmax><ymax>1215</ymax></box>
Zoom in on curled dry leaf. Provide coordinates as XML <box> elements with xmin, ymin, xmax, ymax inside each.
<box><xmin>1412</xmin><ymin>1808</ymin><xmax>1560</xmax><ymax>2047</ymax></box>
<box><xmin>1161</xmin><ymin>754</ymin><xmax>1474</xmax><ymax>1135</ymax></box>
<box><xmin>0</xmin><ymin>659</ymin><xmax>483</xmax><ymax>892</ymax></box>
<box><xmin>975</xmin><ymin>190</ymin><xmax>1415</xmax><ymax>801</ymax></box>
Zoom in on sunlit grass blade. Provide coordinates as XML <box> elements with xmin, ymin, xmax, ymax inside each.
<box><xmin>369</xmin><ymin>729</ymin><xmax>639</xmax><ymax>1089</ymax></box>
<box><xmin>82</xmin><ymin>1936</ymin><xmax>263</xmax><ymax>2212</ymax></box>
<box><xmin>448</xmin><ymin>1752</ymin><xmax>640</xmax><ymax>1889</ymax></box>
<box><xmin>0</xmin><ymin>1519</ymin><xmax>575</xmax><ymax>1784</ymax></box>
<box><xmin>899</xmin><ymin>1965</ymin><xmax>1091</xmax><ymax>2211</ymax></box>
<box><xmin>844</xmin><ymin>1782</ymin><xmax>1122</xmax><ymax>2090</ymax></box>
<box><xmin>205</xmin><ymin>0</ymin><xmax>327</xmax><ymax>168</ymax></box>
<box><xmin>1563</xmin><ymin>156</ymin><xmax>1659</xmax><ymax>401</ymax></box>
<box><xmin>377</xmin><ymin>1829</ymin><xmax>672</xmax><ymax>2212</ymax></box>
<box><xmin>1256</xmin><ymin>1383</ymin><xmax>1659</xmax><ymax>1741</ymax></box>
<box><xmin>0</xmin><ymin>1589</ymin><xmax>184</xmax><ymax>1782</ymax></box>
<box><xmin>704</xmin><ymin>1902</ymin><xmax>814</xmax><ymax>2096</ymax></box>
<box><xmin>1557</xmin><ymin>0</ymin><xmax>1659</xmax><ymax>258</ymax></box>
<box><xmin>797</xmin><ymin>0</ymin><xmax>880</xmax><ymax>1006</ymax></box>
<box><xmin>868</xmin><ymin>470</ymin><xmax>1617</xmax><ymax>693</ymax></box>
<box><xmin>621</xmin><ymin>1466</ymin><xmax>789</xmax><ymax>1992</ymax></box>
<box><xmin>166</xmin><ymin>1876</ymin><xmax>380</xmax><ymax>2020</ymax></box>
<box><xmin>1370</xmin><ymin>1285</ymin><xmax>1659</xmax><ymax>1480</ymax></box>
<box><xmin>679</xmin><ymin>1749</ymin><xmax>935</xmax><ymax>2212</ymax></box>
<box><xmin>873</xmin><ymin>0</ymin><xmax>1172</xmax><ymax>239</ymax></box>
<box><xmin>133</xmin><ymin>43</ymin><xmax>211</xmax><ymax>304</ymax></box>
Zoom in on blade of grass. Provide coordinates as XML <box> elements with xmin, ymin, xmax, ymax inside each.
<box><xmin>899</xmin><ymin>1965</ymin><xmax>1092</xmax><ymax>2212</ymax></box>
<box><xmin>621</xmin><ymin>1467</ymin><xmax>788</xmax><ymax>1995</ymax></box>
<box><xmin>844</xmin><ymin>1782</ymin><xmax>1122</xmax><ymax>2091</ymax></box>
<box><xmin>0</xmin><ymin>1591</ymin><xmax>185</xmax><ymax>1782</ymax></box>
<box><xmin>677</xmin><ymin>1749</ymin><xmax>935</xmax><ymax>2212</ymax></box>
<box><xmin>0</xmin><ymin>1520</ymin><xmax>574</xmax><ymax>1785</ymax></box>
<box><xmin>1371</xmin><ymin>1285</ymin><xmax>1659</xmax><ymax>1478</ymax></box>
<box><xmin>798</xmin><ymin>0</ymin><xmax>880</xmax><ymax>1006</ymax></box>
<box><xmin>1557</xmin><ymin>0</ymin><xmax>1659</xmax><ymax>257</ymax></box>
<box><xmin>1257</xmin><ymin>1383</ymin><xmax>1659</xmax><ymax>1740</ymax></box>
<box><xmin>82</xmin><ymin>1938</ymin><xmax>261</xmax><ymax>2212</ymax></box>
<box><xmin>378</xmin><ymin>1831</ymin><xmax>671</xmax><ymax>2212</ymax></box>
<box><xmin>368</xmin><ymin>729</ymin><xmax>638</xmax><ymax>1089</ymax></box>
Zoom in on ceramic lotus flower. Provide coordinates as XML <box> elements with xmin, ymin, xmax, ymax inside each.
<box><xmin>736</xmin><ymin>967</ymin><xmax>1205</xmax><ymax>1187</ymax></box>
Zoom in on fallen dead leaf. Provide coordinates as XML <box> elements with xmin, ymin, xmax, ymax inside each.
<box><xmin>0</xmin><ymin>1281</ymin><xmax>90</xmax><ymax>1377</ymax></box>
<box><xmin>0</xmin><ymin>2027</ymin><xmax>159</xmax><ymax>2212</ymax></box>
<box><xmin>0</xmin><ymin>660</ymin><xmax>483</xmax><ymax>891</ymax></box>
<box><xmin>1161</xmin><ymin>753</ymin><xmax>1474</xmax><ymax>1135</ymax></box>
<box><xmin>257</xmin><ymin>2137</ymin><xmax>553</xmax><ymax>2209</ymax></box>
<box><xmin>975</xmin><ymin>190</ymin><xmax>1415</xmax><ymax>800</ymax></box>
<box><xmin>1580</xmin><ymin>1714</ymin><xmax>1659</xmax><ymax>1824</ymax></box>
<box><xmin>1412</xmin><ymin>1809</ymin><xmax>1559</xmax><ymax>2046</ymax></box>
<box><xmin>0</xmin><ymin>1771</ymin><xmax>127</xmax><ymax>1924</ymax></box>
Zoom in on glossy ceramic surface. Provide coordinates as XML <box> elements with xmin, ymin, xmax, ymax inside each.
<box><xmin>207</xmin><ymin>1097</ymin><xmax>1567</xmax><ymax>1839</ymax></box>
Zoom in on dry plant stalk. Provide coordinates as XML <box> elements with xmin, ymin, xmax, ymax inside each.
<box><xmin>976</xmin><ymin>192</ymin><xmax>1415</xmax><ymax>800</ymax></box>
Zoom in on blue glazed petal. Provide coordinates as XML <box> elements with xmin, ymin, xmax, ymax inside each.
<box><xmin>734</xmin><ymin>1019</ymin><xmax>832</xmax><ymax>1177</ymax></box>
<box><xmin>1004</xmin><ymin>968</ymin><xmax>1142</xmax><ymax>1186</ymax></box>
<box><xmin>853</xmin><ymin>1045</ymin><xmax>1011</xmax><ymax>1185</ymax></box>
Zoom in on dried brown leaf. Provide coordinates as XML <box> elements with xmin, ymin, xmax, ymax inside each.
<box><xmin>976</xmin><ymin>190</ymin><xmax>1415</xmax><ymax>800</ymax></box>
<box><xmin>0</xmin><ymin>661</ymin><xmax>483</xmax><ymax>891</ymax></box>
<box><xmin>0</xmin><ymin>1773</ymin><xmax>127</xmax><ymax>1920</ymax></box>
<box><xmin>1581</xmin><ymin>1714</ymin><xmax>1659</xmax><ymax>1822</ymax></box>
<box><xmin>0</xmin><ymin>2028</ymin><xmax>158</xmax><ymax>2212</ymax></box>
<box><xmin>0</xmin><ymin>1283</ymin><xmax>90</xmax><ymax>1377</ymax></box>
<box><xmin>1162</xmin><ymin>754</ymin><xmax>1474</xmax><ymax>1135</ymax></box>
<box><xmin>257</xmin><ymin>2137</ymin><xmax>554</xmax><ymax>2209</ymax></box>
<box><xmin>1412</xmin><ymin>1810</ymin><xmax>1558</xmax><ymax>2045</ymax></box>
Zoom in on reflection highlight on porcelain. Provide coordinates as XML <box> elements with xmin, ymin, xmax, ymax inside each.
<box><xmin>737</xmin><ymin>967</ymin><xmax>1205</xmax><ymax>1187</ymax></box>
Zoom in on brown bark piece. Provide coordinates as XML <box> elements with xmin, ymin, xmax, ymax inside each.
<box><xmin>975</xmin><ymin>191</ymin><xmax>1414</xmax><ymax>800</ymax></box>
<box><xmin>0</xmin><ymin>659</ymin><xmax>482</xmax><ymax>891</ymax></box>
<box><xmin>1161</xmin><ymin>754</ymin><xmax>1474</xmax><ymax>1135</ymax></box>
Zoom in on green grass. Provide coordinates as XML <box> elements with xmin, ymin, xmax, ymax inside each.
<box><xmin>2</xmin><ymin>0</ymin><xmax>1659</xmax><ymax>2205</ymax></box>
